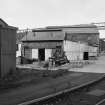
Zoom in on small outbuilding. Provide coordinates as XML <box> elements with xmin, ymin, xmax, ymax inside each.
<box><xmin>22</xmin><ymin>29</ymin><xmax>64</xmax><ymax>61</ymax></box>
<box><xmin>0</xmin><ymin>19</ymin><xmax>17</xmax><ymax>78</ymax></box>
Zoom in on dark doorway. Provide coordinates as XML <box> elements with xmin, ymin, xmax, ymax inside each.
<box><xmin>38</xmin><ymin>48</ymin><xmax>45</xmax><ymax>61</ymax></box>
<box><xmin>83</xmin><ymin>52</ymin><xmax>89</xmax><ymax>60</ymax></box>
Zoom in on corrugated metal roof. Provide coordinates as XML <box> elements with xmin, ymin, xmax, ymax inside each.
<box><xmin>0</xmin><ymin>18</ymin><xmax>8</xmax><ymax>27</ymax></box>
<box><xmin>22</xmin><ymin>31</ymin><xmax>65</xmax><ymax>41</ymax></box>
<box><xmin>64</xmin><ymin>27</ymin><xmax>99</xmax><ymax>33</ymax></box>
<box><xmin>46</xmin><ymin>24</ymin><xmax>97</xmax><ymax>28</ymax></box>
<box><xmin>32</xmin><ymin>28</ymin><xmax>62</xmax><ymax>32</ymax></box>
<box><xmin>0</xmin><ymin>18</ymin><xmax>17</xmax><ymax>29</ymax></box>
<box><xmin>46</xmin><ymin>24</ymin><xmax>99</xmax><ymax>34</ymax></box>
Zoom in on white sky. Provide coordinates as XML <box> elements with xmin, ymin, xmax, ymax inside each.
<box><xmin>0</xmin><ymin>0</ymin><xmax>105</xmax><ymax>38</ymax></box>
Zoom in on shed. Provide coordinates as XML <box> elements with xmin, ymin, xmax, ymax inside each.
<box><xmin>22</xmin><ymin>29</ymin><xmax>65</xmax><ymax>61</ymax></box>
<box><xmin>0</xmin><ymin>19</ymin><xmax>17</xmax><ymax>78</ymax></box>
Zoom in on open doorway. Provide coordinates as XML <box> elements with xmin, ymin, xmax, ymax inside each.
<box><xmin>38</xmin><ymin>48</ymin><xmax>45</xmax><ymax>61</ymax></box>
<box><xmin>83</xmin><ymin>52</ymin><xmax>89</xmax><ymax>60</ymax></box>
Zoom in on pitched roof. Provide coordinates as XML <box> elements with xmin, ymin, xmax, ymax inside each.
<box><xmin>0</xmin><ymin>18</ymin><xmax>18</xmax><ymax>31</ymax></box>
<box><xmin>32</xmin><ymin>28</ymin><xmax>62</xmax><ymax>32</ymax></box>
<box><xmin>64</xmin><ymin>27</ymin><xmax>99</xmax><ymax>34</ymax></box>
<box><xmin>22</xmin><ymin>31</ymin><xmax>65</xmax><ymax>41</ymax></box>
<box><xmin>47</xmin><ymin>24</ymin><xmax>97</xmax><ymax>28</ymax></box>
<box><xmin>46</xmin><ymin>24</ymin><xmax>99</xmax><ymax>34</ymax></box>
<box><xmin>0</xmin><ymin>18</ymin><xmax>8</xmax><ymax>27</ymax></box>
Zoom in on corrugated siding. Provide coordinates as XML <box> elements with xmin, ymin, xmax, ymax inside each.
<box><xmin>0</xmin><ymin>27</ymin><xmax>16</xmax><ymax>77</ymax></box>
<box><xmin>1</xmin><ymin>54</ymin><xmax>16</xmax><ymax>77</ymax></box>
<box><xmin>23</xmin><ymin>41</ymin><xmax>63</xmax><ymax>49</ymax></box>
<box><xmin>24</xmin><ymin>48</ymin><xmax>32</xmax><ymax>59</ymax></box>
<box><xmin>64</xmin><ymin>41</ymin><xmax>98</xmax><ymax>60</ymax></box>
<box><xmin>22</xmin><ymin>31</ymin><xmax>65</xmax><ymax>41</ymax></box>
<box><xmin>63</xmin><ymin>27</ymin><xmax>99</xmax><ymax>33</ymax></box>
<box><xmin>65</xmin><ymin>33</ymin><xmax>99</xmax><ymax>46</ymax></box>
<box><xmin>88</xmin><ymin>46</ymin><xmax>98</xmax><ymax>56</ymax></box>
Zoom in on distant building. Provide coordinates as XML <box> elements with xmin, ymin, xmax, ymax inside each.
<box><xmin>47</xmin><ymin>24</ymin><xmax>99</xmax><ymax>47</ymax></box>
<box><xmin>0</xmin><ymin>19</ymin><xmax>17</xmax><ymax>78</ymax></box>
<box><xmin>21</xmin><ymin>24</ymin><xmax>99</xmax><ymax>61</ymax></box>
<box><xmin>47</xmin><ymin>24</ymin><xmax>99</xmax><ymax>60</ymax></box>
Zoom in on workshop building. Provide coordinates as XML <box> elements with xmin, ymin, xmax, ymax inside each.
<box><xmin>21</xmin><ymin>29</ymin><xmax>64</xmax><ymax>61</ymax></box>
<box><xmin>21</xmin><ymin>24</ymin><xmax>99</xmax><ymax>61</ymax></box>
<box><xmin>47</xmin><ymin>24</ymin><xmax>99</xmax><ymax>60</ymax></box>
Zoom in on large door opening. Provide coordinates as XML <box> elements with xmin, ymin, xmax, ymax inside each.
<box><xmin>38</xmin><ymin>48</ymin><xmax>45</xmax><ymax>61</ymax></box>
<box><xmin>83</xmin><ymin>52</ymin><xmax>89</xmax><ymax>60</ymax></box>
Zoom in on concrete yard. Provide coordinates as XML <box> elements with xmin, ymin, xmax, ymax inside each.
<box><xmin>0</xmin><ymin>55</ymin><xmax>105</xmax><ymax>105</ymax></box>
<box><xmin>71</xmin><ymin>55</ymin><xmax>105</xmax><ymax>73</ymax></box>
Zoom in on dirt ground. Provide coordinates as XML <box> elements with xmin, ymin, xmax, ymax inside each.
<box><xmin>0</xmin><ymin>68</ymin><xmax>70</xmax><ymax>92</ymax></box>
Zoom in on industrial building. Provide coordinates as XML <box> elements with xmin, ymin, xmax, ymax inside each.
<box><xmin>21</xmin><ymin>24</ymin><xmax>99</xmax><ymax>62</ymax></box>
<box><xmin>0</xmin><ymin>19</ymin><xmax>17</xmax><ymax>78</ymax></box>
<box><xmin>47</xmin><ymin>24</ymin><xmax>99</xmax><ymax>60</ymax></box>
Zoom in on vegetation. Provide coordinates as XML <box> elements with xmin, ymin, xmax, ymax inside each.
<box><xmin>0</xmin><ymin>68</ymin><xmax>69</xmax><ymax>92</ymax></box>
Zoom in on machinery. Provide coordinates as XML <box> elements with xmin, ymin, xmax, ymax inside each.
<box><xmin>49</xmin><ymin>46</ymin><xmax>69</xmax><ymax>67</ymax></box>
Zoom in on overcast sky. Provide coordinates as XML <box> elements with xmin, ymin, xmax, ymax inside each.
<box><xmin>0</xmin><ymin>0</ymin><xmax>105</xmax><ymax>37</ymax></box>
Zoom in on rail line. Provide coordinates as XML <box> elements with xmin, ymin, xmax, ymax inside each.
<box><xmin>95</xmin><ymin>99</ymin><xmax>105</xmax><ymax>105</ymax></box>
<box><xmin>18</xmin><ymin>74</ymin><xmax>105</xmax><ymax>105</ymax></box>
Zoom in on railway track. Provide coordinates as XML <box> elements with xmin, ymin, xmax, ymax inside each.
<box><xmin>18</xmin><ymin>74</ymin><xmax>105</xmax><ymax>105</ymax></box>
<box><xmin>96</xmin><ymin>99</ymin><xmax>105</xmax><ymax>105</ymax></box>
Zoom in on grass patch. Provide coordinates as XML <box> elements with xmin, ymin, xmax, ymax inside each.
<box><xmin>0</xmin><ymin>68</ymin><xmax>69</xmax><ymax>92</ymax></box>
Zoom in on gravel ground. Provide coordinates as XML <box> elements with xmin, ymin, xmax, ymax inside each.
<box><xmin>0</xmin><ymin>55</ymin><xmax>105</xmax><ymax>105</ymax></box>
<box><xmin>39</xmin><ymin>77</ymin><xmax>105</xmax><ymax>105</ymax></box>
<box><xmin>0</xmin><ymin>72</ymin><xmax>104</xmax><ymax>105</ymax></box>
